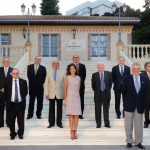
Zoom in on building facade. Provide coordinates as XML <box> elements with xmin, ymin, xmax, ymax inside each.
<box><xmin>66</xmin><ymin>0</ymin><xmax>123</xmax><ymax>16</ymax></box>
<box><xmin>0</xmin><ymin>15</ymin><xmax>139</xmax><ymax>62</ymax></box>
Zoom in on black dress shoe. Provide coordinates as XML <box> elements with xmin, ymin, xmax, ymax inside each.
<box><xmin>47</xmin><ymin>125</ymin><xmax>54</xmax><ymax>128</ymax></box>
<box><xmin>79</xmin><ymin>115</ymin><xmax>84</xmax><ymax>119</ymax></box>
<box><xmin>18</xmin><ymin>135</ymin><xmax>23</xmax><ymax>139</ymax></box>
<box><xmin>57</xmin><ymin>125</ymin><xmax>63</xmax><ymax>128</ymax></box>
<box><xmin>126</xmin><ymin>143</ymin><xmax>132</xmax><ymax>148</ymax></box>
<box><xmin>26</xmin><ymin>116</ymin><xmax>33</xmax><ymax>119</ymax></box>
<box><xmin>136</xmin><ymin>143</ymin><xmax>145</xmax><ymax>149</ymax></box>
<box><xmin>10</xmin><ymin>133</ymin><xmax>17</xmax><ymax>140</ymax></box>
<box><xmin>117</xmin><ymin>115</ymin><xmax>120</xmax><ymax>119</ymax></box>
<box><xmin>0</xmin><ymin>125</ymin><xmax>4</xmax><ymax>128</ymax></box>
<box><xmin>144</xmin><ymin>123</ymin><xmax>149</xmax><ymax>128</ymax></box>
<box><xmin>37</xmin><ymin>116</ymin><xmax>42</xmax><ymax>119</ymax></box>
<box><xmin>96</xmin><ymin>125</ymin><xmax>101</xmax><ymax>128</ymax></box>
<box><xmin>105</xmin><ymin>125</ymin><xmax>111</xmax><ymax>128</ymax></box>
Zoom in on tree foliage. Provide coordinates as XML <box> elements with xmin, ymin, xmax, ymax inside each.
<box><xmin>40</xmin><ymin>0</ymin><xmax>60</xmax><ymax>15</ymax></box>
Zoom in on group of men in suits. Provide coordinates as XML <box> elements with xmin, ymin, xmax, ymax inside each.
<box><xmin>91</xmin><ymin>57</ymin><xmax>150</xmax><ymax>149</ymax></box>
<box><xmin>0</xmin><ymin>55</ymin><xmax>150</xmax><ymax>147</ymax></box>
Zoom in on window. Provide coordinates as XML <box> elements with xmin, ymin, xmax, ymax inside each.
<box><xmin>41</xmin><ymin>34</ymin><xmax>58</xmax><ymax>57</ymax></box>
<box><xmin>0</xmin><ymin>34</ymin><xmax>10</xmax><ymax>57</ymax></box>
<box><xmin>91</xmin><ymin>34</ymin><xmax>107</xmax><ymax>57</ymax></box>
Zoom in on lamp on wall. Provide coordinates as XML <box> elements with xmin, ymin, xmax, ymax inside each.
<box><xmin>71</xmin><ymin>28</ymin><xmax>77</xmax><ymax>39</ymax></box>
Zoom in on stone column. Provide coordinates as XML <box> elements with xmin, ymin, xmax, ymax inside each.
<box><xmin>116</xmin><ymin>42</ymin><xmax>125</xmax><ymax>59</ymax></box>
<box><xmin>25</xmin><ymin>42</ymin><xmax>32</xmax><ymax>61</ymax></box>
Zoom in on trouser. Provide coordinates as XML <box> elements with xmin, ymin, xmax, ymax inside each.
<box><xmin>28</xmin><ymin>92</ymin><xmax>44</xmax><ymax>117</ymax></box>
<box><xmin>144</xmin><ymin>100</ymin><xmax>150</xmax><ymax>124</ymax></box>
<box><xmin>0</xmin><ymin>93</ymin><xmax>8</xmax><ymax>126</ymax></box>
<box><xmin>114</xmin><ymin>88</ymin><xmax>124</xmax><ymax>116</ymax></box>
<box><xmin>95</xmin><ymin>92</ymin><xmax>110</xmax><ymax>126</ymax></box>
<box><xmin>48</xmin><ymin>97</ymin><xmax>63</xmax><ymax>126</ymax></box>
<box><xmin>8</xmin><ymin>102</ymin><xmax>25</xmax><ymax>137</ymax></box>
<box><xmin>79</xmin><ymin>88</ymin><xmax>85</xmax><ymax>116</ymax></box>
<box><xmin>124</xmin><ymin>110</ymin><xmax>143</xmax><ymax>145</ymax></box>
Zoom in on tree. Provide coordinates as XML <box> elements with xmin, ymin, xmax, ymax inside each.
<box><xmin>132</xmin><ymin>8</ymin><xmax>150</xmax><ymax>44</ymax></box>
<box><xmin>103</xmin><ymin>5</ymin><xmax>141</xmax><ymax>17</ymax></box>
<box><xmin>40</xmin><ymin>0</ymin><xmax>60</xmax><ymax>15</ymax></box>
<box><xmin>143</xmin><ymin>0</ymin><xmax>150</xmax><ymax>9</ymax></box>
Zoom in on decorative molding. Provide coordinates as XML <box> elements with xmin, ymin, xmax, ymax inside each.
<box><xmin>0</xmin><ymin>25</ymin><xmax>133</xmax><ymax>33</ymax></box>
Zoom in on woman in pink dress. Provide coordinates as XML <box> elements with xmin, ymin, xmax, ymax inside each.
<box><xmin>64</xmin><ymin>63</ymin><xmax>81</xmax><ymax>140</ymax></box>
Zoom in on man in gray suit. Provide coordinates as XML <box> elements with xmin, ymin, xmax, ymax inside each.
<box><xmin>91</xmin><ymin>62</ymin><xmax>112</xmax><ymax>128</ymax></box>
<box><xmin>122</xmin><ymin>63</ymin><xmax>147</xmax><ymax>149</ymax></box>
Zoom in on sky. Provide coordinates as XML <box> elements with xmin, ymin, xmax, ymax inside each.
<box><xmin>0</xmin><ymin>0</ymin><xmax>145</xmax><ymax>15</ymax></box>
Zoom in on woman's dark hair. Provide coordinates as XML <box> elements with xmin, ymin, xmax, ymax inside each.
<box><xmin>66</xmin><ymin>63</ymin><xmax>78</xmax><ymax>75</ymax></box>
<box><xmin>144</xmin><ymin>61</ymin><xmax>150</xmax><ymax>70</ymax></box>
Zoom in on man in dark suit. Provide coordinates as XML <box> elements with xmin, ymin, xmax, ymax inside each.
<box><xmin>72</xmin><ymin>54</ymin><xmax>86</xmax><ymax>119</ymax></box>
<box><xmin>27</xmin><ymin>56</ymin><xmax>46</xmax><ymax>119</ymax></box>
<box><xmin>0</xmin><ymin>57</ymin><xmax>13</xmax><ymax>127</ymax></box>
<box><xmin>112</xmin><ymin>56</ymin><xmax>130</xmax><ymax>119</ymax></box>
<box><xmin>122</xmin><ymin>63</ymin><xmax>147</xmax><ymax>149</ymax></box>
<box><xmin>91</xmin><ymin>62</ymin><xmax>112</xmax><ymax>128</ymax></box>
<box><xmin>4</xmin><ymin>68</ymin><xmax>28</xmax><ymax>140</ymax></box>
<box><xmin>141</xmin><ymin>62</ymin><xmax>150</xmax><ymax>128</ymax></box>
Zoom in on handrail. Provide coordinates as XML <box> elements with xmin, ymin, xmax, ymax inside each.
<box><xmin>15</xmin><ymin>51</ymin><xmax>29</xmax><ymax>73</ymax></box>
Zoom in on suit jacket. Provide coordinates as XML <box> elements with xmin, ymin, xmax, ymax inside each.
<box><xmin>122</xmin><ymin>75</ymin><xmax>147</xmax><ymax>114</ymax></box>
<box><xmin>140</xmin><ymin>71</ymin><xmax>150</xmax><ymax>104</ymax></box>
<box><xmin>78</xmin><ymin>63</ymin><xmax>86</xmax><ymax>89</ymax></box>
<box><xmin>0</xmin><ymin>66</ymin><xmax>13</xmax><ymax>90</ymax></box>
<box><xmin>45</xmin><ymin>69</ymin><xmax>65</xmax><ymax>99</ymax></box>
<box><xmin>4</xmin><ymin>78</ymin><xmax>28</xmax><ymax>111</ymax></box>
<box><xmin>112</xmin><ymin>65</ymin><xmax>130</xmax><ymax>90</ymax></box>
<box><xmin>27</xmin><ymin>64</ymin><xmax>46</xmax><ymax>94</ymax></box>
<box><xmin>91</xmin><ymin>71</ymin><xmax>112</xmax><ymax>101</ymax></box>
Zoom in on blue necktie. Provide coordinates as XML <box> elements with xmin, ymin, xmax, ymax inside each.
<box><xmin>100</xmin><ymin>73</ymin><xmax>105</xmax><ymax>92</ymax></box>
<box><xmin>54</xmin><ymin>70</ymin><xmax>57</xmax><ymax>81</ymax></box>
<box><xmin>14</xmin><ymin>80</ymin><xmax>18</xmax><ymax>103</ymax></box>
<box><xmin>135</xmin><ymin>76</ymin><xmax>140</xmax><ymax>93</ymax></box>
<box><xmin>121</xmin><ymin>66</ymin><xmax>124</xmax><ymax>76</ymax></box>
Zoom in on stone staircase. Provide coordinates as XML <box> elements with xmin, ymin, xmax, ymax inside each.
<box><xmin>0</xmin><ymin>59</ymin><xmax>150</xmax><ymax>145</ymax></box>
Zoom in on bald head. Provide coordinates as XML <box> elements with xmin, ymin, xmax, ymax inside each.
<box><xmin>11</xmin><ymin>68</ymin><xmax>19</xmax><ymax>79</ymax></box>
<box><xmin>34</xmin><ymin>56</ymin><xmax>41</xmax><ymax>65</ymax></box>
<box><xmin>72</xmin><ymin>54</ymin><xmax>80</xmax><ymax>64</ymax></box>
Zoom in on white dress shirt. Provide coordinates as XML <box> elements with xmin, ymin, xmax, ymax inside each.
<box><xmin>11</xmin><ymin>78</ymin><xmax>22</xmax><ymax>102</ymax></box>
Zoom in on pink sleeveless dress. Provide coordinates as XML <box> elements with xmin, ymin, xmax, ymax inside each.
<box><xmin>66</xmin><ymin>75</ymin><xmax>81</xmax><ymax>115</ymax></box>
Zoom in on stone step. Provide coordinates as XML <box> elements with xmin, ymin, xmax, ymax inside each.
<box><xmin>0</xmin><ymin>128</ymin><xmax>150</xmax><ymax>145</ymax></box>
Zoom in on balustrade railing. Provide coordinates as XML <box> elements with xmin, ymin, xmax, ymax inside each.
<box><xmin>0</xmin><ymin>45</ymin><xmax>26</xmax><ymax>66</ymax></box>
<box><xmin>125</xmin><ymin>44</ymin><xmax>150</xmax><ymax>60</ymax></box>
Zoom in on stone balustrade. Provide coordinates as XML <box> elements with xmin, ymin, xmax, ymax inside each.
<box><xmin>0</xmin><ymin>45</ymin><xmax>26</xmax><ymax>66</ymax></box>
<box><xmin>125</xmin><ymin>44</ymin><xmax>150</xmax><ymax>60</ymax></box>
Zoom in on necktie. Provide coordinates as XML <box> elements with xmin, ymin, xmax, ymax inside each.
<box><xmin>135</xmin><ymin>76</ymin><xmax>140</xmax><ymax>93</ymax></box>
<box><xmin>100</xmin><ymin>73</ymin><xmax>105</xmax><ymax>92</ymax></box>
<box><xmin>54</xmin><ymin>70</ymin><xmax>57</xmax><ymax>81</ymax></box>
<box><xmin>35</xmin><ymin>65</ymin><xmax>38</xmax><ymax>75</ymax></box>
<box><xmin>4</xmin><ymin>67</ymin><xmax>7</xmax><ymax>77</ymax></box>
<box><xmin>14</xmin><ymin>80</ymin><xmax>18</xmax><ymax>103</ymax></box>
<box><xmin>76</xmin><ymin>63</ymin><xmax>79</xmax><ymax>72</ymax></box>
<box><xmin>120</xmin><ymin>66</ymin><xmax>124</xmax><ymax>76</ymax></box>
